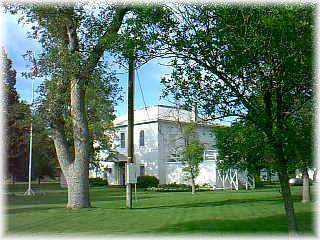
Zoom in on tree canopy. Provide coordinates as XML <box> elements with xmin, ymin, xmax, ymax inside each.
<box><xmin>160</xmin><ymin>5</ymin><xmax>314</xmax><ymax>232</ymax></box>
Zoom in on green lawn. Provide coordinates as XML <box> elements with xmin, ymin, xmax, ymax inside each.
<box><xmin>5</xmin><ymin>183</ymin><xmax>315</xmax><ymax>235</ymax></box>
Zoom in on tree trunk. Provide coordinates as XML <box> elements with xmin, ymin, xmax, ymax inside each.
<box><xmin>60</xmin><ymin>172</ymin><xmax>67</xmax><ymax>189</ymax></box>
<box><xmin>191</xmin><ymin>178</ymin><xmax>196</xmax><ymax>194</ymax></box>
<box><xmin>267</xmin><ymin>168</ymin><xmax>272</xmax><ymax>184</ymax></box>
<box><xmin>278</xmin><ymin>164</ymin><xmax>297</xmax><ymax>233</ymax></box>
<box><xmin>52</xmin><ymin>117</ymin><xmax>89</xmax><ymax>208</ymax></box>
<box><xmin>66</xmin><ymin>169</ymin><xmax>90</xmax><ymax>208</ymax></box>
<box><xmin>302</xmin><ymin>168</ymin><xmax>310</xmax><ymax>203</ymax></box>
<box><xmin>69</xmin><ymin>78</ymin><xmax>90</xmax><ymax>208</ymax></box>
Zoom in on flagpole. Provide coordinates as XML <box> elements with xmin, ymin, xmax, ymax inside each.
<box><xmin>24</xmin><ymin>53</ymin><xmax>36</xmax><ymax>196</ymax></box>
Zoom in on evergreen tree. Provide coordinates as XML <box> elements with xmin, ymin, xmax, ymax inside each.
<box><xmin>1</xmin><ymin>49</ymin><xmax>30</xmax><ymax>182</ymax></box>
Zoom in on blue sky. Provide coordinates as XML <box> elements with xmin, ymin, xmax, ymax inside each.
<box><xmin>3</xmin><ymin>12</ymin><xmax>173</xmax><ymax>117</ymax></box>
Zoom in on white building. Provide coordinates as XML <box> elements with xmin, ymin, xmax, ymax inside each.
<box><xmin>92</xmin><ymin>105</ymin><xmax>254</xmax><ymax>189</ymax></box>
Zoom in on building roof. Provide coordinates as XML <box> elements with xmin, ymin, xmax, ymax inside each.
<box><xmin>114</xmin><ymin>105</ymin><xmax>222</xmax><ymax>128</ymax></box>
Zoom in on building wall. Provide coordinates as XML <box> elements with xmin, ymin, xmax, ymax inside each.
<box><xmin>114</xmin><ymin>122</ymin><xmax>160</xmax><ymax>180</ymax></box>
<box><xmin>167</xmin><ymin>161</ymin><xmax>217</xmax><ymax>186</ymax></box>
<box><xmin>106</xmin><ymin>105</ymin><xmax>219</xmax><ymax>185</ymax></box>
<box><xmin>158</xmin><ymin>121</ymin><xmax>217</xmax><ymax>184</ymax></box>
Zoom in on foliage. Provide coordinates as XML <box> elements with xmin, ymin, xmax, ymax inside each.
<box><xmin>214</xmin><ymin>122</ymin><xmax>273</xmax><ymax>176</ymax></box>
<box><xmin>161</xmin><ymin>5</ymin><xmax>313</xmax><ymax>124</ymax></box>
<box><xmin>137</xmin><ymin>175</ymin><xmax>159</xmax><ymax>188</ymax></box>
<box><xmin>2</xmin><ymin>49</ymin><xmax>58</xmax><ymax>181</ymax></box>
<box><xmin>2</xmin><ymin>49</ymin><xmax>30</xmax><ymax>181</ymax></box>
<box><xmin>6</xmin><ymin>1</ymin><xmax>170</xmax><ymax>176</ymax></box>
<box><xmin>89</xmin><ymin>177</ymin><xmax>108</xmax><ymax>187</ymax></box>
<box><xmin>182</xmin><ymin>140</ymin><xmax>205</xmax><ymax>181</ymax></box>
<box><xmin>159</xmin><ymin>5</ymin><xmax>313</xmax><ymax>230</ymax></box>
<box><xmin>254</xmin><ymin>178</ymin><xmax>266</xmax><ymax>189</ymax></box>
<box><xmin>285</xmin><ymin>102</ymin><xmax>313</xmax><ymax>171</ymax></box>
<box><xmin>153</xmin><ymin>183</ymin><xmax>202</xmax><ymax>192</ymax></box>
<box><xmin>32</xmin><ymin>113</ymin><xmax>58</xmax><ymax>179</ymax></box>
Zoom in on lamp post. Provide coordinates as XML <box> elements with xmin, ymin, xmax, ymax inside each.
<box><xmin>24</xmin><ymin>53</ymin><xmax>37</xmax><ymax>196</ymax></box>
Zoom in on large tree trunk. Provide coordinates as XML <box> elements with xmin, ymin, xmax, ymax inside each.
<box><xmin>60</xmin><ymin>172</ymin><xmax>67</xmax><ymax>188</ymax></box>
<box><xmin>66</xmin><ymin>167</ymin><xmax>90</xmax><ymax>208</ymax></box>
<box><xmin>52</xmin><ymin>116</ymin><xmax>90</xmax><ymax>208</ymax></box>
<box><xmin>302</xmin><ymin>168</ymin><xmax>310</xmax><ymax>203</ymax></box>
<box><xmin>278</xmin><ymin>161</ymin><xmax>297</xmax><ymax>233</ymax></box>
<box><xmin>69</xmin><ymin>78</ymin><xmax>90</xmax><ymax>208</ymax></box>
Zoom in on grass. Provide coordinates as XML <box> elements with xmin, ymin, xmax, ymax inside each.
<box><xmin>5</xmin><ymin>183</ymin><xmax>315</xmax><ymax>236</ymax></box>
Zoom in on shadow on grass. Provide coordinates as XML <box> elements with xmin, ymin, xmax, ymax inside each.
<box><xmin>133</xmin><ymin>197</ymin><xmax>283</xmax><ymax>210</ymax></box>
<box><xmin>6</xmin><ymin>194</ymin><xmax>154</xmax><ymax>214</ymax></box>
<box><xmin>6</xmin><ymin>206</ymin><xmax>66</xmax><ymax>215</ymax></box>
<box><xmin>154</xmin><ymin>212</ymin><xmax>314</xmax><ymax>234</ymax></box>
<box><xmin>6</xmin><ymin>189</ymin><xmax>127</xmax><ymax>206</ymax></box>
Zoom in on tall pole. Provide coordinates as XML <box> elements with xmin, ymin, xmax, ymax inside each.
<box><xmin>24</xmin><ymin>53</ymin><xmax>36</xmax><ymax>196</ymax></box>
<box><xmin>24</xmin><ymin>75</ymin><xmax>35</xmax><ymax>195</ymax></box>
<box><xmin>126</xmin><ymin>56</ymin><xmax>135</xmax><ymax>208</ymax></box>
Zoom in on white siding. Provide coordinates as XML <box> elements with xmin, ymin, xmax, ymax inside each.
<box><xmin>114</xmin><ymin>122</ymin><xmax>161</xmax><ymax>180</ymax></box>
<box><xmin>166</xmin><ymin>161</ymin><xmax>217</xmax><ymax>186</ymax></box>
<box><xmin>108</xmin><ymin>105</ymin><xmax>219</xmax><ymax>186</ymax></box>
<box><xmin>158</xmin><ymin>121</ymin><xmax>217</xmax><ymax>184</ymax></box>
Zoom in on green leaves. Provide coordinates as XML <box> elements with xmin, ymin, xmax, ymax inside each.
<box><xmin>214</xmin><ymin>122</ymin><xmax>270</xmax><ymax>173</ymax></box>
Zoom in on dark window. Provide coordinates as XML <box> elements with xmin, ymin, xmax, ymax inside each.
<box><xmin>120</xmin><ymin>133</ymin><xmax>125</xmax><ymax>148</ymax></box>
<box><xmin>139</xmin><ymin>130</ymin><xmax>144</xmax><ymax>146</ymax></box>
<box><xmin>140</xmin><ymin>165</ymin><xmax>145</xmax><ymax>176</ymax></box>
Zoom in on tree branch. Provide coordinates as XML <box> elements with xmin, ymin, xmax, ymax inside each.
<box><xmin>83</xmin><ymin>6</ymin><xmax>131</xmax><ymax>74</ymax></box>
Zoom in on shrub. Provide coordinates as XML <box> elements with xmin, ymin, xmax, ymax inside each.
<box><xmin>159</xmin><ymin>183</ymin><xmax>190</xmax><ymax>188</ymax></box>
<box><xmin>254</xmin><ymin>178</ymin><xmax>265</xmax><ymax>188</ymax></box>
<box><xmin>157</xmin><ymin>183</ymin><xmax>191</xmax><ymax>192</ymax></box>
<box><xmin>137</xmin><ymin>175</ymin><xmax>159</xmax><ymax>188</ymax></box>
<box><xmin>89</xmin><ymin>177</ymin><xmax>108</xmax><ymax>187</ymax></box>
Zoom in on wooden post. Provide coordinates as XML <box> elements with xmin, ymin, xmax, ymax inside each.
<box><xmin>126</xmin><ymin>56</ymin><xmax>135</xmax><ymax>209</ymax></box>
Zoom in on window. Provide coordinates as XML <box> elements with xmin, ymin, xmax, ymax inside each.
<box><xmin>140</xmin><ymin>165</ymin><xmax>145</xmax><ymax>176</ymax></box>
<box><xmin>139</xmin><ymin>130</ymin><xmax>144</xmax><ymax>146</ymax></box>
<box><xmin>120</xmin><ymin>133</ymin><xmax>125</xmax><ymax>148</ymax></box>
<box><xmin>168</xmin><ymin>153</ymin><xmax>183</xmax><ymax>162</ymax></box>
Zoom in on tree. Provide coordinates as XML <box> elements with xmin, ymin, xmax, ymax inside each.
<box><xmin>183</xmin><ymin>138</ymin><xmax>204</xmax><ymax>194</ymax></box>
<box><xmin>31</xmin><ymin>113</ymin><xmax>58</xmax><ymax>182</ymax></box>
<box><xmin>214</xmin><ymin>121</ymin><xmax>273</xmax><ymax>179</ymax></box>
<box><xmin>1</xmin><ymin>49</ymin><xmax>30</xmax><ymax>183</ymax></box>
<box><xmin>7</xmin><ymin>3</ymin><xmax>169</xmax><ymax>208</ymax></box>
<box><xmin>285</xmin><ymin>102</ymin><xmax>313</xmax><ymax>203</ymax></box>
<box><xmin>160</xmin><ymin>5</ymin><xmax>313</xmax><ymax>232</ymax></box>
<box><xmin>84</xmin><ymin>64</ymin><xmax>122</xmax><ymax>175</ymax></box>
<box><xmin>7</xmin><ymin>4</ymin><xmax>131</xmax><ymax>208</ymax></box>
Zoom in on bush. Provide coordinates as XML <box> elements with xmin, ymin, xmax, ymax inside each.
<box><xmin>254</xmin><ymin>178</ymin><xmax>265</xmax><ymax>188</ymax></box>
<box><xmin>137</xmin><ymin>175</ymin><xmax>159</xmax><ymax>188</ymax></box>
<box><xmin>158</xmin><ymin>183</ymin><xmax>191</xmax><ymax>192</ymax></box>
<box><xmin>159</xmin><ymin>183</ymin><xmax>190</xmax><ymax>189</ymax></box>
<box><xmin>89</xmin><ymin>177</ymin><xmax>108</xmax><ymax>187</ymax></box>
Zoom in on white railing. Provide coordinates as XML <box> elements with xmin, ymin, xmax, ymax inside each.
<box><xmin>203</xmin><ymin>149</ymin><xmax>218</xmax><ymax>161</ymax></box>
<box><xmin>216</xmin><ymin>168</ymin><xmax>255</xmax><ymax>190</ymax></box>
